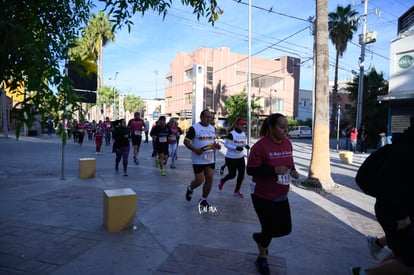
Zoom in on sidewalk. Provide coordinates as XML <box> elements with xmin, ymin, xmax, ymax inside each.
<box><xmin>0</xmin><ymin>134</ymin><xmax>384</xmax><ymax>274</ymax></box>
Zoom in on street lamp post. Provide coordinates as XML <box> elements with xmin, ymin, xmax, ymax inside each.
<box><xmin>109</xmin><ymin>72</ymin><xmax>119</xmax><ymax>120</ymax></box>
<box><xmin>336</xmin><ymin>104</ymin><xmax>341</xmax><ymax>151</ymax></box>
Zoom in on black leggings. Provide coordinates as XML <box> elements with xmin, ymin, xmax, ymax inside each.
<box><xmin>251</xmin><ymin>194</ymin><xmax>292</xmax><ymax>248</ymax></box>
<box><xmin>222</xmin><ymin>157</ymin><xmax>245</xmax><ymax>192</ymax></box>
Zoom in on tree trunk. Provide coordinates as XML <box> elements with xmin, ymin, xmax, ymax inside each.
<box><xmin>330</xmin><ymin>50</ymin><xmax>340</xmax><ymax>135</ymax></box>
<box><xmin>308</xmin><ymin>0</ymin><xmax>335</xmax><ymax>190</ymax></box>
<box><xmin>98</xmin><ymin>38</ymin><xmax>103</xmax><ymax>90</ymax></box>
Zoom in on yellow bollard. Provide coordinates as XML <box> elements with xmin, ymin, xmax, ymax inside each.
<box><xmin>79</xmin><ymin>158</ymin><xmax>96</xmax><ymax>179</ymax></box>
<box><xmin>103</xmin><ymin>188</ymin><xmax>137</xmax><ymax>232</ymax></box>
<box><xmin>339</xmin><ymin>151</ymin><xmax>353</xmax><ymax>164</ymax></box>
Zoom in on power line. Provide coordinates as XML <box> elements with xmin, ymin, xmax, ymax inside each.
<box><xmin>233</xmin><ymin>0</ymin><xmax>311</xmax><ymax>23</ymax></box>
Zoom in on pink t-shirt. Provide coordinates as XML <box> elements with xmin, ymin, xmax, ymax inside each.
<box><xmin>247</xmin><ymin>136</ymin><xmax>295</xmax><ymax>200</ymax></box>
<box><xmin>350</xmin><ymin>128</ymin><xmax>358</xmax><ymax>141</ymax></box>
<box><xmin>128</xmin><ymin>119</ymin><xmax>145</xmax><ymax>135</ymax></box>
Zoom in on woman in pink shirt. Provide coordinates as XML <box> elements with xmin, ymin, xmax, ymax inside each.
<box><xmin>247</xmin><ymin>113</ymin><xmax>299</xmax><ymax>275</ymax></box>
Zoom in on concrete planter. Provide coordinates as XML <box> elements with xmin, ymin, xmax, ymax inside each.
<box><xmin>339</xmin><ymin>151</ymin><xmax>353</xmax><ymax>164</ymax></box>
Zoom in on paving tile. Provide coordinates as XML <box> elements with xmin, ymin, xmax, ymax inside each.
<box><xmin>155</xmin><ymin>244</ymin><xmax>286</xmax><ymax>275</ymax></box>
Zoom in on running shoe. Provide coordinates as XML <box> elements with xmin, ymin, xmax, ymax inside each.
<box><xmin>199</xmin><ymin>199</ymin><xmax>210</xmax><ymax>210</ymax></box>
<box><xmin>185</xmin><ymin>186</ymin><xmax>193</xmax><ymax>201</ymax></box>
<box><xmin>233</xmin><ymin>190</ymin><xmax>244</xmax><ymax>198</ymax></box>
<box><xmin>160</xmin><ymin>169</ymin><xmax>166</xmax><ymax>176</ymax></box>
<box><xmin>367</xmin><ymin>236</ymin><xmax>382</xmax><ymax>260</ymax></box>
<box><xmin>218</xmin><ymin>179</ymin><xmax>225</xmax><ymax>191</ymax></box>
<box><xmin>255</xmin><ymin>257</ymin><xmax>270</xmax><ymax>275</ymax></box>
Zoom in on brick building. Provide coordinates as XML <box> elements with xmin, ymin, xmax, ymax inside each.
<box><xmin>164</xmin><ymin>47</ymin><xmax>300</xmax><ymax>121</ymax></box>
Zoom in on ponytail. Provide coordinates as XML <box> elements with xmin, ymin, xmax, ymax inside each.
<box><xmin>259</xmin><ymin>118</ymin><xmax>270</xmax><ymax>137</ymax></box>
<box><xmin>259</xmin><ymin>113</ymin><xmax>286</xmax><ymax>137</ymax></box>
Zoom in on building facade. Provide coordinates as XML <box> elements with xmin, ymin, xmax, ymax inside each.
<box><xmin>378</xmin><ymin>6</ymin><xmax>414</xmax><ymax>134</ymax></box>
<box><xmin>164</xmin><ymin>47</ymin><xmax>300</xmax><ymax>121</ymax></box>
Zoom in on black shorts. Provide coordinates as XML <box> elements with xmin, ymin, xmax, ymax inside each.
<box><xmin>156</xmin><ymin>142</ymin><xmax>169</xmax><ymax>155</ymax></box>
<box><xmin>131</xmin><ymin>135</ymin><xmax>142</xmax><ymax>146</ymax></box>
<box><xmin>192</xmin><ymin>163</ymin><xmax>215</xmax><ymax>174</ymax></box>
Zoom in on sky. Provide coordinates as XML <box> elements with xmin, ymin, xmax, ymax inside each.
<box><xmin>95</xmin><ymin>0</ymin><xmax>414</xmax><ymax>99</ymax></box>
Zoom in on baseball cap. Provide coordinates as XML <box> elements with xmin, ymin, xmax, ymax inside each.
<box><xmin>236</xmin><ymin>119</ymin><xmax>247</xmax><ymax>125</ymax></box>
<box><xmin>134</xmin><ymin>112</ymin><xmax>140</xmax><ymax>116</ymax></box>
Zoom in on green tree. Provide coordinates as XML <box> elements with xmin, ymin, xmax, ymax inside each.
<box><xmin>328</xmin><ymin>4</ymin><xmax>358</xmax><ymax>133</ymax></box>
<box><xmin>224</xmin><ymin>90</ymin><xmax>261</xmax><ymax>125</ymax></box>
<box><xmin>346</xmin><ymin>68</ymin><xmax>388</xmax><ymax>148</ymax></box>
<box><xmin>2</xmin><ymin>1</ymin><xmax>222</xmax><ymax>138</ymax></box>
<box><xmin>308</xmin><ymin>0</ymin><xmax>335</xmax><ymax>190</ymax></box>
<box><xmin>97</xmin><ymin>85</ymin><xmax>122</xmax><ymax>118</ymax></box>
<box><xmin>102</xmin><ymin>0</ymin><xmax>223</xmax><ymax>30</ymax></box>
<box><xmin>1</xmin><ymin>0</ymin><xmax>94</xmax><ymax>138</ymax></box>
<box><xmin>124</xmin><ymin>94</ymin><xmax>145</xmax><ymax>114</ymax></box>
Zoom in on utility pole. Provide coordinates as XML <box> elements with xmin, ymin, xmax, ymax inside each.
<box><xmin>356</xmin><ymin>0</ymin><xmax>368</xmax><ymax>129</ymax></box>
<box><xmin>356</xmin><ymin>0</ymin><xmax>379</xmax><ymax>128</ymax></box>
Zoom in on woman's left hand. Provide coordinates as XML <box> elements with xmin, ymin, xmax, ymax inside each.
<box><xmin>290</xmin><ymin>169</ymin><xmax>300</xmax><ymax>179</ymax></box>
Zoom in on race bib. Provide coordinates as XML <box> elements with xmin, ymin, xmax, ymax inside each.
<box><xmin>134</xmin><ymin>130</ymin><xmax>141</xmax><ymax>135</ymax></box>
<box><xmin>159</xmin><ymin>136</ymin><xmax>167</xmax><ymax>143</ymax></box>
<box><xmin>204</xmin><ymin>150</ymin><xmax>214</xmax><ymax>161</ymax></box>
<box><xmin>277</xmin><ymin>171</ymin><xmax>291</xmax><ymax>185</ymax></box>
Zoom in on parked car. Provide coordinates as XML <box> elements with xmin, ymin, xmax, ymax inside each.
<box><xmin>288</xmin><ymin>126</ymin><xmax>312</xmax><ymax>138</ymax></box>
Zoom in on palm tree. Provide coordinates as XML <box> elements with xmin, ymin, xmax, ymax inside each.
<box><xmin>82</xmin><ymin>11</ymin><xmax>116</xmax><ymax>90</ymax></box>
<box><xmin>307</xmin><ymin>0</ymin><xmax>335</xmax><ymax>190</ymax></box>
<box><xmin>328</xmin><ymin>4</ymin><xmax>358</xmax><ymax>134</ymax></box>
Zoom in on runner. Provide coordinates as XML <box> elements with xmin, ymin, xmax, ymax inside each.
<box><xmin>246</xmin><ymin>113</ymin><xmax>299</xmax><ymax>275</ymax></box>
<box><xmin>184</xmin><ymin>109</ymin><xmax>221</xmax><ymax>209</ymax></box>
<box><xmin>218</xmin><ymin>118</ymin><xmax>249</xmax><ymax>198</ymax></box>
<box><xmin>103</xmin><ymin>117</ymin><xmax>112</xmax><ymax>146</ymax></box>
<box><xmin>127</xmin><ymin>112</ymin><xmax>146</xmax><ymax>165</ymax></box>
<box><xmin>150</xmin><ymin>116</ymin><xmax>171</xmax><ymax>176</ymax></box>
<box><xmin>167</xmin><ymin>118</ymin><xmax>182</xmax><ymax>168</ymax></box>
<box><xmin>113</xmin><ymin>119</ymin><xmax>131</xmax><ymax>176</ymax></box>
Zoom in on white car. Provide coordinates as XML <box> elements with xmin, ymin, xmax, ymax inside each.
<box><xmin>288</xmin><ymin>126</ymin><xmax>312</xmax><ymax>138</ymax></box>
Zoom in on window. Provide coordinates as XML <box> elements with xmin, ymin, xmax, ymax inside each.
<box><xmin>251</xmin><ymin>74</ymin><xmax>283</xmax><ymax>89</ymax></box>
<box><xmin>207</xmin><ymin>66</ymin><xmax>213</xmax><ymax>85</ymax></box>
<box><xmin>184</xmin><ymin>92</ymin><xmax>192</xmax><ymax>105</ymax></box>
<box><xmin>167</xmin><ymin>76</ymin><xmax>173</xmax><ymax>86</ymax></box>
<box><xmin>184</xmin><ymin>69</ymin><xmax>193</xmax><ymax>81</ymax></box>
